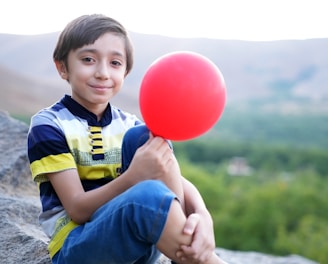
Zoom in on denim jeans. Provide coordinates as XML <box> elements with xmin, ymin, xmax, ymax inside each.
<box><xmin>52</xmin><ymin>125</ymin><xmax>176</xmax><ymax>264</ymax></box>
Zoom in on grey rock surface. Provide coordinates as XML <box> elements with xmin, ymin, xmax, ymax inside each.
<box><xmin>0</xmin><ymin>111</ymin><xmax>318</xmax><ymax>264</ymax></box>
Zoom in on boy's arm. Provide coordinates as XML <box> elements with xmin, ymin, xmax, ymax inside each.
<box><xmin>177</xmin><ymin>177</ymin><xmax>217</xmax><ymax>262</ymax></box>
<box><xmin>47</xmin><ymin>135</ymin><xmax>180</xmax><ymax>224</ymax></box>
<box><xmin>182</xmin><ymin>177</ymin><xmax>209</xmax><ymax>216</ymax></box>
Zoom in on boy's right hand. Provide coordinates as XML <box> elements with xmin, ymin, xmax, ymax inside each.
<box><xmin>127</xmin><ymin>132</ymin><xmax>180</xmax><ymax>184</ymax></box>
<box><xmin>177</xmin><ymin>211</ymin><xmax>217</xmax><ymax>263</ymax></box>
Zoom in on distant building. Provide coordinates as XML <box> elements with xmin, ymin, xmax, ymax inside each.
<box><xmin>227</xmin><ymin>157</ymin><xmax>253</xmax><ymax>176</ymax></box>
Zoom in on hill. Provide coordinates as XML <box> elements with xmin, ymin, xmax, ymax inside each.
<box><xmin>0</xmin><ymin>32</ymin><xmax>327</xmax><ymax>117</ymax></box>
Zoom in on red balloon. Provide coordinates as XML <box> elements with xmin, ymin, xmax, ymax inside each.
<box><xmin>139</xmin><ymin>51</ymin><xmax>226</xmax><ymax>141</ymax></box>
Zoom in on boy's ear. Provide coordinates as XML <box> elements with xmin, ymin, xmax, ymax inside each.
<box><xmin>55</xmin><ymin>60</ymin><xmax>68</xmax><ymax>80</ymax></box>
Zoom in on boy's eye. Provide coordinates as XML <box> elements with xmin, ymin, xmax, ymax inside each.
<box><xmin>82</xmin><ymin>57</ymin><xmax>95</xmax><ymax>63</ymax></box>
<box><xmin>111</xmin><ymin>60</ymin><xmax>122</xmax><ymax>66</ymax></box>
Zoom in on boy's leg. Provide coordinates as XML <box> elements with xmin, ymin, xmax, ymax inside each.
<box><xmin>157</xmin><ymin>199</ymin><xmax>226</xmax><ymax>264</ymax></box>
<box><xmin>121</xmin><ymin>124</ymin><xmax>151</xmax><ymax>173</ymax></box>
<box><xmin>53</xmin><ymin>180</ymin><xmax>176</xmax><ymax>264</ymax></box>
<box><xmin>120</xmin><ymin>126</ymin><xmax>226</xmax><ymax>264</ymax></box>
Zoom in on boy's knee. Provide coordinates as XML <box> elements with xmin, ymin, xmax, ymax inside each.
<box><xmin>121</xmin><ymin>125</ymin><xmax>149</xmax><ymax>172</ymax></box>
<box><xmin>126</xmin><ymin>180</ymin><xmax>176</xmax><ymax>243</ymax></box>
<box><xmin>123</xmin><ymin>125</ymin><xmax>150</xmax><ymax>147</ymax></box>
<box><xmin>129</xmin><ymin>180</ymin><xmax>173</xmax><ymax>202</ymax></box>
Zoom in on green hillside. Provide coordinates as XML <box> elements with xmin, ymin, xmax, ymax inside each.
<box><xmin>170</xmin><ymin>104</ymin><xmax>328</xmax><ymax>263</ymax></box>
<box><xmin>208</xmin><ymin>105</ymin><xmax>328</xmax><ymax>150</ymax></box>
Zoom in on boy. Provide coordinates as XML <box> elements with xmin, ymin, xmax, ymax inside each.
<box><xmin>27</xmin><ymin>14</ymin><xmax>227</xmax><ymax>264</ymax></box>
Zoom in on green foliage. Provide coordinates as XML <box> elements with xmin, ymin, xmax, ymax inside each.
<box><xmin>208</xmin><ymin>108</ymin><xmax>328</xmax><ymax>150</ymax></box>
<box><xmin>274</xmin><ymin>215</ymin><xmax>328</xmax><ymax>263</ymax></box>
<box><xmin>178</xmin><ymin>158</ymin><xmax>328</xmax><ymax>263</ymax></box>
<box><xmin>173</xmin><ymin>134</ymin><xmax>328</xmax><ymax>177</ymax></box>
<box><xmin>174</xmin><ymin>111</ymin><xmax>328</xmax><ymax>262</ymax></box>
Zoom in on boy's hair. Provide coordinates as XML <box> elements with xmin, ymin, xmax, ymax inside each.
<box><xmin>53</xmin><ymin>14</ymin><xmax>134</xmax><ymax>76</ymax></box>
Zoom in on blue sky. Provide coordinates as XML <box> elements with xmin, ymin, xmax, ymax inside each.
<box><xmin>0</xmin><ymin>0</ymin><xmax>327</xmax><ymax>41</ymax></box>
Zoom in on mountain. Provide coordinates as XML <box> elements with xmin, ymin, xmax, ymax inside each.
<box><xmin>0</xmin><ymin>32</ymin><xmax>327</xmax><ymax>117</ymax></box>
<box><xmin>0</xmin><ymin>64</ymin><xmax>66</xmax><ymax>115</ymax></box>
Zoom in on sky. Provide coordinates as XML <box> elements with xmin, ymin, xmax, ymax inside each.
<box><xmin>0</xmin><ymin>0</ymin><xmax>327</xmax><ymax>41</ymax></box>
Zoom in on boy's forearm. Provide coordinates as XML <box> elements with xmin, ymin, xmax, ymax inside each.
<box><xmin>182</xmin><ymin>177</ymin><xmax>208</xmax><ymax>216</ymax></box>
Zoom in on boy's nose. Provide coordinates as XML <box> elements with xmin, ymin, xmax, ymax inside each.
<box><xmin>95</xmin><ymin>63</ymin><xmax>110</xmax><ymax>79</ymax></box>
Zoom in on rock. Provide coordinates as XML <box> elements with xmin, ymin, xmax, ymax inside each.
<box><xmin>0</xmin><ymin>111</ymin><xmax>33</xmax><ymax>194</ymax></box>
<box><xmin>0</xmin><ymin>194</ymin><xmax>50</xmax><ymax>264</ymax></box>
<box><xmin>0</xmin><ymin>111</ymin><xmax>50</xmax><ymax>263</ymax></box>
<box><xmin>215</xmin><ymin>248</ymin><xmax>318</xmax><ymax>264</ymax></box>
<box><xmin>0</xmin><ymin>111</ymin><xmax>318</xmax><ymax>264</ymax></box>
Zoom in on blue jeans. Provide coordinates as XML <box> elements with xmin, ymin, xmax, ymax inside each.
<box><xmin>52</xmin><ymin>125</ymin><xmax>176</xmax><ymax>264</ymax></box>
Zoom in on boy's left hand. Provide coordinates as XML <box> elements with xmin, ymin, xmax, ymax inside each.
<box><xmin>176</xmin><ymin>211</ymin><xmax>216</xmax><ymax>263</ymax></box>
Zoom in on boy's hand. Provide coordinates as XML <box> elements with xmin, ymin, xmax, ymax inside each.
<box><xmin>176</xmin><ymin>211</ymin><xmax>216</xmax><ymax>263</ymax></box>
<box><xmin>129</xmin><ymin>133</ymin><xmax>173</xmax><ymax>179</ymax></box>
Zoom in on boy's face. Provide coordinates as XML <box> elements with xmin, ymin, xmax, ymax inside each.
<box><xmin>57</xmin><ymin>32</ymin><xmax>127</xmax><ymax>114</ymax></box>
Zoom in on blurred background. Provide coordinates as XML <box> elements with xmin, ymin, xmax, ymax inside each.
<box><xmin>1</xmin><ymin>1</ymin><xmax>327</xmax><ymax>263</ymax></box>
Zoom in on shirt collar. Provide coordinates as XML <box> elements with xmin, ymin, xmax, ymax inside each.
<box><xmin>61</xmin><ymin>95</ymin><xmax>112</xmax><ymax>127</ymax></box>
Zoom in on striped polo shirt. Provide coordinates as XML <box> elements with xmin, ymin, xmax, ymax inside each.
<box><xmin>27</xmin><ymin>95</ymin><xmax>142</xmax><ymax>258</ymax></box>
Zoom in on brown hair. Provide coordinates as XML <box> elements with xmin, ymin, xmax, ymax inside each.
<box><xmin>53</xmin><ymin>14</ymin><xmax>134</xmax><ymax>76</ymax></box>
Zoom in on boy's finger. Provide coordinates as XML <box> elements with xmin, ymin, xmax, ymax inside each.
<box><xmin>183</xmin><ymin>213</ymin><xmax>200</xmax><ymax>235</ymax></box>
